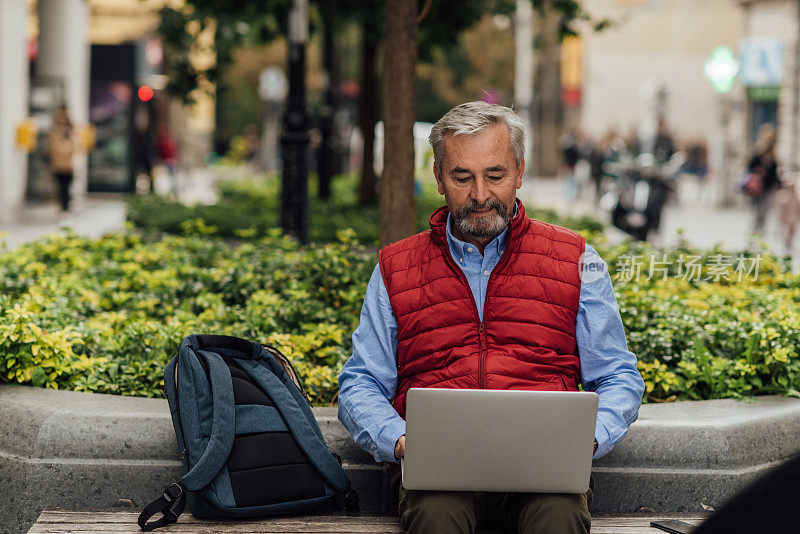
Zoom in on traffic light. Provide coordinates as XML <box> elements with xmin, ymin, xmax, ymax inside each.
<box><xmin>138</xmin><ymin>85</ymin><xmax>154</xmax><ymax>102</ymax></box>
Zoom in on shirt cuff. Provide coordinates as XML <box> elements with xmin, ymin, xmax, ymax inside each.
<box><xmin>375</xmin><ymin>418</ymin><xmax>407</xmax><ymax>464</ymax></box>
<box><xmin>593</xmin><ymin>424</ymin><xmax>612</xmax><ymax>460</ymax></box>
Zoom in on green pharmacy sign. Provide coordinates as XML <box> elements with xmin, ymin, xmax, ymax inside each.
<box><xmin>704</xmin><ymin>46</ymin><xmax>739</xmax><ymax>94</ymax></box>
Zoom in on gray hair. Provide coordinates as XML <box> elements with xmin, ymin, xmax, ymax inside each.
<box><xmin>429</xmin><ymin>101</ymin><xmax>527</xmax><ymax>172</ymax></box>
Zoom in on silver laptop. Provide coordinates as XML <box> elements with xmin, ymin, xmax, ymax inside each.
<box><xmin>402</xmin><ymin>388</ymin><xmax>598</xmax><ymax>493</ymax></box>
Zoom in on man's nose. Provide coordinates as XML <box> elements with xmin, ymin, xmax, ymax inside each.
<box><xmin>470</xmin><ymin>177</ymin><xmax>490</xmax><ymax>204</ymax></box>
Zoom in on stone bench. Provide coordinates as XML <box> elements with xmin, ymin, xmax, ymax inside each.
<box><xmin>2</xmin><ymin>384</ymin><xmax>800</xmax><ymax>534</ymax></box>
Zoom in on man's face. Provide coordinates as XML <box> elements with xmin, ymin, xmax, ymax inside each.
<box><xmin>434</xmin><ymin>123</ymin><xmax>524</xmax><ymax>245</ymax></box>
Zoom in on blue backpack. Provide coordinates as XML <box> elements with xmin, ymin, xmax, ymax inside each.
<box><xmin>138</xmin><ymin>334</ymin><xmax>358</xmax><ymax>531</ymax></box>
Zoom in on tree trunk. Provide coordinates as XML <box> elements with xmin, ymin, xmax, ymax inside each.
<box><xmin>380</xmin><ymin>0</ymin><xmax>417</xmax><ymax>246</ymax></box>
<box><xmin>358</xmin><ymin>29</ymin><xmax>379</xmax><ymax>205</ymax></box>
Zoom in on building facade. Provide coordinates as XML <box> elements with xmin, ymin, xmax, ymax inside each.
<box><xmin>738</xmin><ymin>0</ymin><xmax>800</xmax><ymax>174</ymax></box>
<box><xmin>0</xmin><ymin>0</ymin><xmax>212</xmax><ymax>221</ymax></box>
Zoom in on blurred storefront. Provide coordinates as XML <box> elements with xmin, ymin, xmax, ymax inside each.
<box><xmin>0</xmin><ymin>0</ymin><xmax>212</xmax><ymax>220</ymax></box>
<box><xmin>87</xmin><ymin>40</ymin><xmax>166</xmax><ymax>192</ymax></box>
<box><xmin>738</xmin><ymin>0</ymin><xmax>800</xmax><ymax>172</ymax></box>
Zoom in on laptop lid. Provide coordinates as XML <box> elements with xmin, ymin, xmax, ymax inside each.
<box><xmin>402</xmin><ymin>388</ymin><xmax>598</xmax><ymax>493</ymax></box>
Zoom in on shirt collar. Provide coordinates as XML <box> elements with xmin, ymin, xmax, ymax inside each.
<box><xmin>445</xmin><ymin>201</ymin><xmax>519</xmax><ymax>258</ymax></box>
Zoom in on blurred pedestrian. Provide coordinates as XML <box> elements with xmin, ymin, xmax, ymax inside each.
<box><xmin>588</xmin><ymin>137</ymin><xmax>606</xmax><ymax>204</ymax></box>
<box><xmin>560</xmin><ymin>130</ymin><xmax>581</xmax><ymax>175</ymax></box>
<box><xmin>682</xmin><ymin>139</ymin><xmax>708</xmax><ymax>180</ymax></box>
<box><xmin>774</xmin><ymin>177</ymin><xmax>800</xmax><ymax>256</ymax></box>
<box><xmin>603</xmin><ymin>128</ymin><xmax>625</xmax><ymax>164</ymax></box>
<box><xmin>560</xmin><ymin>129</ymin><xmax>582</xmax><ymax>207</ymax></box>
<box><xmin>746</xmin><ymin>124</ymin><xmax>781</xmax><ymax>235</ymax></box>
<box><xmin>624</xmin><ymin>125</ymin><xmax>642</xmax><ymax>159</ymax></box>
<box><xmin>682</xmin><ymin>138</ymin><xmax>709</xmax><ymax>203</ymax></box>
<box><xmin>653</xmin><ymin>118</ymin><xmax>675</xmax><ymax>165</ymax></box>
<box><xmin>156</xmin><ymin>123</ymin><xmax>179</xmax><ymax>195</ymax></box>
<box><xmin>47</xmin><ymin>105</ymin><xmax>76</xmax><ymax>213</ymax></box>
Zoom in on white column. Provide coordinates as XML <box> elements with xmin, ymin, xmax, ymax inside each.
<box><xmin>0</xmin><ymin>0</ymin><xmax>30</xmax><ymax>224</ymax></box>
<box><xmin>515</xmin><ymin>0</ymin><xmax>534</xmax><ymax>178</ymax></box>
<box><xmin>37</xmin><ymin>0</ymin><xmax>90</xmax><ymax>211</ymax></box>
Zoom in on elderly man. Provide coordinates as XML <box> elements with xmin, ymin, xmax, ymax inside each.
<box><xmin>338</xmin><ymin>101</ymin><xmax>644</xmax><ymax>534</ymax></box>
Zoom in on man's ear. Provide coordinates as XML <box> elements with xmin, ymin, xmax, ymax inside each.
<box><xmin>434</xmin><ymin>162</ymin><xmax>445</xmax><ymax>195</ymax></box>
<box><xmin>516</xmin><ymin>157</ymin><xmax>525</xmax><ymax>189</ymax></box>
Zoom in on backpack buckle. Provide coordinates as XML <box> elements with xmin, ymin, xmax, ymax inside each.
<box><xmin>162</xmin><ymin>483</ymin><xmax>185</xmax><ymax>521</ymax></box>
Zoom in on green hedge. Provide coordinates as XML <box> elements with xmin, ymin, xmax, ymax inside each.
<box><xmin>2</xmin><ymin>226</ymin><xmax>800</xmax><ymax>404</ymax></box>
<box><xmin>600</xmin><ymin>237</ymin><xmax>800</xmax><ymax>401</ymax></box>
<box><xmin>0</xmin><ymin>229</ymin><xmax>372</xmax><ymax>405</ymax></box>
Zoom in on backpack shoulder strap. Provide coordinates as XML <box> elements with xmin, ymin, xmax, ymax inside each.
<box><xmin>139</xmin><ymin>346</ymin><xmax>235</xmax><ymax>531</ymax></box>
<box><xmin>180</xmin><ymin>349</ymin><xmax>235</xmax><ymax>491</ymax></box>
<box><xmin>233</xmin><ymin>357</ymin><xmax>351</xmax><ymax>494</ymax></box>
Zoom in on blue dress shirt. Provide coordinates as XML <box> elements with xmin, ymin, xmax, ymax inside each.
<box><xmin>338</xmin><ymin>213</ymin><xmax>645</xmax><ymax>464</ymax></box>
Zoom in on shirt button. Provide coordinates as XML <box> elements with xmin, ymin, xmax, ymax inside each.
<box><xmin>483</xmin><ymin>270</ymin><xmax>490</xmax><ymax>276</ymax></box>
<box><xmin>467</xmin><ymin>247</ymin><xmax>474</xmax><ymax>253</ymax></box>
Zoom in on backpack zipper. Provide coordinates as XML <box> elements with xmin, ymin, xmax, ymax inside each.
<box><xmin>264</xmin><ymin>344</ymin><xmax>312</xmax><ymax>404</ymax></box>
<box><xmin>173</xmin><ymin>355</ymin><xmax>188</xmax><ymax>462</ymax></box>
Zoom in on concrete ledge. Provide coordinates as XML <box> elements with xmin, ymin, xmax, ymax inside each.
<box><xmin>592</xmin><ymin>396</ymin><xmax>800</xmax><ymax>513</ymax></box>
<box><xmin>2</xmin><ymin>385</ymin><xmax>800</xmax><ymax>533</ymax></box>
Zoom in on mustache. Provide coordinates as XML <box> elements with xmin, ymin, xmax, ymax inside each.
<box><xmin>455</xmin><ymin>199</ymin><xmax>508</xmax><ymax>218</ymax></box>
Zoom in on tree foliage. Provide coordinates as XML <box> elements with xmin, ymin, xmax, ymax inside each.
<box><xmin>155</xmin><ymin>0</ymin><xmax>520</xmax><ymax>103</ymax></box>
<box><xmin>532</xmin><ymin>0</ymin><xmax>612</xmax><ymax>38</ymax></box>
<box><xmin>155</xmin><ymin>0</ymin><xmax>290</xmax><ymax>103</ymax></box>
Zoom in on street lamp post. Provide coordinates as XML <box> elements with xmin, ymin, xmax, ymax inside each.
<box><xmin>317</xmin><ymin>7</ymin><xmax>336</xmax><ymax>200</ymax></box>
<box><xmin>280</xmin><ymin>0</ymin><xmax>310</xmax><ymax>243</ymax></box>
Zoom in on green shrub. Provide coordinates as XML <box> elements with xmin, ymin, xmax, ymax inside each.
<box><xmin>0</xmin><ymin>229</ymin><xmax>373</xmax><ymax>404</ymax></box>
<box><xmin>3</xmin><ymin>224</ymin><xmax>800</xmax><ymax>404</ymax></box>
<box><xmin>607</xmin><ymin>236</ymin><xmax>800</xmax><ymax>402</ymax></box>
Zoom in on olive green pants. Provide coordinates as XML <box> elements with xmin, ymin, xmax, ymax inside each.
<box><xmin>392</xmin><ymin>466</ymin><xmax>592</xmax><ymax>534</ymax></box>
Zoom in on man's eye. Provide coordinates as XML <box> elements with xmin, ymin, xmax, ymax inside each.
<box><xmin>455</xmin><ymin>176</ymin><xmax>471</xmax><ymax>183</ymax></box>
<box><xmin>488</xmin><ymin>175</ymin><xmax>504</xmax><ymax>181</ymax></box>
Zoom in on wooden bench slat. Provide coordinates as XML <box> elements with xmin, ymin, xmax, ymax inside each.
<box><xmin>35</xmin><ymin>511</ymin><xmax>400</xmax><ymax>524</ymax></box>
<box><xmin>29</xmin><ymin>509</ymin><xmax>707</xmax><ymax>534</ymax></box>
<box><xmin>30</xmin><ymin>524</ymin><xmax>404</xmax><ymax>533</ymax></box>
<box><xmin>29</xmin><ymin>526</ymin><xmax>404</xmax><ymax>532</ymax></box>
<box><xmin>30</xmin><ymin>527</ymin><xmax>404</xmax><ymax>534</ymax></box>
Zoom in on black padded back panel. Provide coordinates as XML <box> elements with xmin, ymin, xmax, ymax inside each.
<box><xmin>223</xmin><ymin>358</ymin><xmax>326</xmax><ymax>507</ymax></box>
<box><xmin>229</xmin><ymin>464</ymin><xmax>326</xmax><ymax>507</ymax></box>
<box><xmin>228</xmin><ymin>433</ymin><xmax>307</xmax><ymax>471</ymax></box>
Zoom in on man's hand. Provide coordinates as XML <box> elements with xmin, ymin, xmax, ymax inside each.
<box><xmin>594</xmin><ymin>440</ymin><xmax>598</xmax><ymax>453</ymax></box>
<box><xmin>395</xmin><ymin>435</ymin><xmax>406</xmax><ymax>460</ymax></box>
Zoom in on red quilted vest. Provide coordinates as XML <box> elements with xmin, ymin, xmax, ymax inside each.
<box><xmin>379</xmin><ymin>201</ymin><xmax>585</xmax><ymax>418</ymax></box>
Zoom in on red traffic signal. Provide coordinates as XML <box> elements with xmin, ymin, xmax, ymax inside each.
<box><xmin>138</xmin><ymin>85</ymin><xmax>154</xmax><ymax>102</ymax></box>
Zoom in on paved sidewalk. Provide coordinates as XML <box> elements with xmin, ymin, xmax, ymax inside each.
<box><xmin>520</xmin><ymin>176</ymin><xmax>791</xmax><ymax>255</ymax></box>
<box><xmin>1</xmin><ymin>171</ymin><xmax>792</xmax><ymax>256</ymax></box>
<box><xmin>0</xmin><ymin>167</ymin><xmax>220</xmax><ymax>250</ymax></box>
<box><xmin>0</xmin><ymin>195</ymin><xmax>127</xmax><ymax>250</ymax></box>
